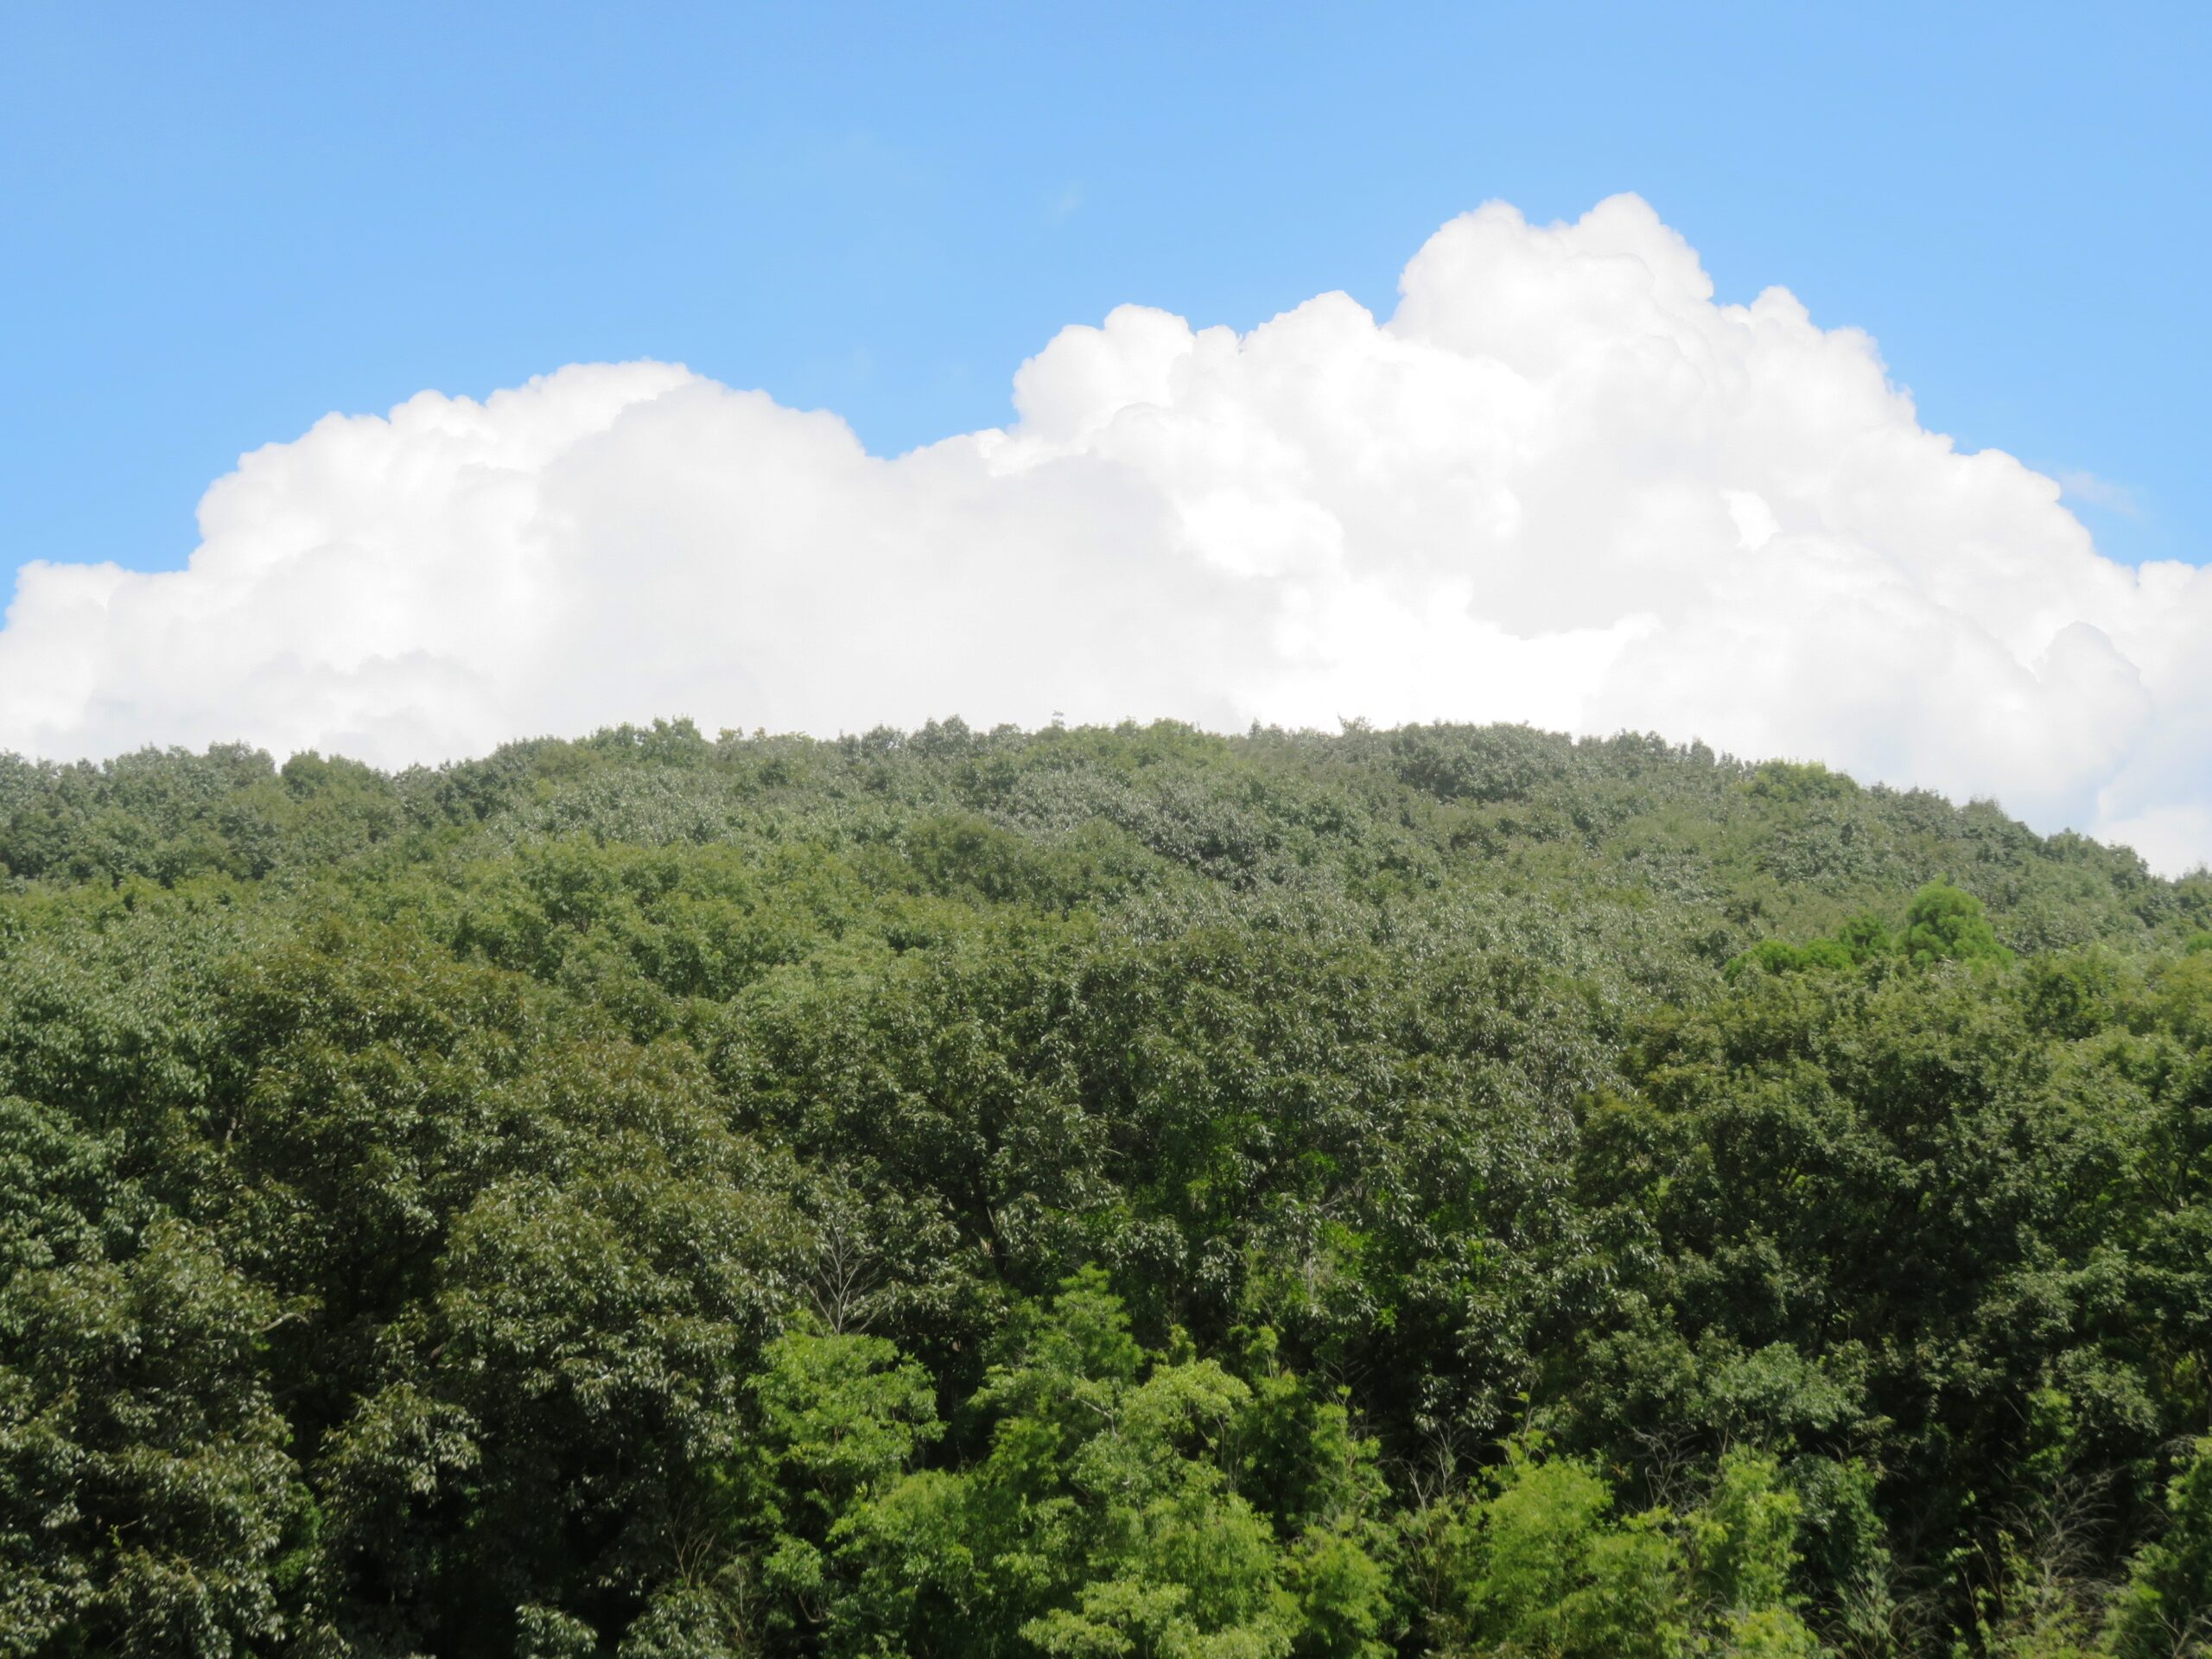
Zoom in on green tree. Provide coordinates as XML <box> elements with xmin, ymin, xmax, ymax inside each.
<box><xmin>0</xmin><ymin>1217</ymin><xmax>304</xmax><ymax>1658</ymax></box>
<box><xmin>833</xmin><ymin>1273</ymin><xmax>1389</xmax><ymax>1659</ymax></box>
<box><xmin>2104</xmin><ymin>1438</ymin><xmax>2212</xmax><ymax>1659</ymax></box>
<box><xmin>1902</xmin><ymin>882</ymin><xmax>2012</xmax><ymax>969</ymax></box>
<box><xmin>1417</xmin><ymin>1439</ymin><xmax>1686</xmax><ymax>1659</ymax></box>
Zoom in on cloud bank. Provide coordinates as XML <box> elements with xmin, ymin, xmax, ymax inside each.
<box><xmin>3</xmin><ymin>195</ymin><xmax>2207</xmax><ymax>870</ymax></box>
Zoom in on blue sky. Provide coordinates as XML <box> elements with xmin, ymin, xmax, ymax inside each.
<box><xmin>4</xmin><ymin>1</ymin><xmax>2211</xmax><ymax>871</ymax></box>
<box><xmin>2</xmin><ymin>0</ymin><xmax>2204</xmax><ymax>586</ymax></box>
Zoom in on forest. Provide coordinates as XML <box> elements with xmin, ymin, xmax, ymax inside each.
<box><xmin>1</xmin><ymin>716</ymin><xmax>2207</xmax><ymax>1658</ymax></box>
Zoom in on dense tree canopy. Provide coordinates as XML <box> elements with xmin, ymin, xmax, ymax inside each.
<box><xmin>1</xmin><ymin>719</ymin><xmax>2207</xmax><ymax>1656</ymax></box>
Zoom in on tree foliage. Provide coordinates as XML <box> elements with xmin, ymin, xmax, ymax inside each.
<box><xmin>1</xmin><ymin>719</ymin><xmax>2208</xmax><ymax>1656</ymax></box>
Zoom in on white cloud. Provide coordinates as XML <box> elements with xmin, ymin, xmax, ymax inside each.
<box><xmin>2056</xmin><ymin>470</ymin><xmax>2143</xmax><ymax>518</ymax></box>
<box><xmin>3</xmin><ymin>194</ymin><xmax>2207</xmax><ymax>872</ymax></box>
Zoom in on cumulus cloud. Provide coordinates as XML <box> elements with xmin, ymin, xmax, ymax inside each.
<box><xmin>3</xmin><ymin>194</ymin><xmax>2207</xmax><ymax>869</ymax></box>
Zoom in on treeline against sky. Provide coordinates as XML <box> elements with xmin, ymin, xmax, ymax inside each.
<box><xmin>2</xmin><ymin>719</ymin><xmax>2209</xmax><ymax>1657</ymax></box>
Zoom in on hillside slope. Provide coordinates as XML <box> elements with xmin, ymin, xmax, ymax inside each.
<box><xmin>3</xmin><ymin>720</ymin><xmax>2208</xmax><ymax>1657</ymax></box>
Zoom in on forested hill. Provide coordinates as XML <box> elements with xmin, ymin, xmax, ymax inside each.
<box><xmin>3</xmin><ymin>719</ymin><xmax>2209</xmax><ymax>1658</ymax></box>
